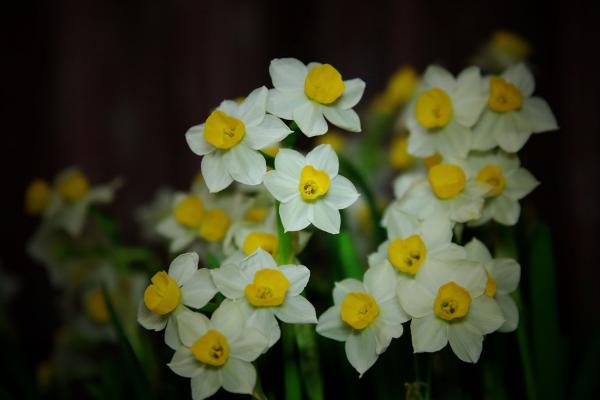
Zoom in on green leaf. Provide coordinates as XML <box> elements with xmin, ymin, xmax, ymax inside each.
<box><xmin>282</xmin><ymin>324</ymin><xmax>302</xmax><ymax>400</ymax></box>
<box><xmin>337</xmin><ymin>228</ymin><xmax>364</xmax><ymax>279</ymax></box>
<box><xmin>276</xmin><ymin>205</ymin><xmax>293</xmax><ymax>265</ymax></box>
<box><xmin>295</xmin><ymin>324</ymin><xmax>324</xmax><ymax>400</ymax></box>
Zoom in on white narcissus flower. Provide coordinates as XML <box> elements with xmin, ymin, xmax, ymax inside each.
<box><xmin>137</xmin><ymin>253</ymin><xmax>217</xmax><ymax>350</ymax></box>
<box><xmin>185</xmin><ymin>86</ymin><xmax>292</xmax><ymax>192</ymax></box>
<box><xmin>398</xmin><ymin>260</ymin><xmax>504</xmax><ymax>363</ymax></box>
<box><xmin>316</xmin><ymin>264</ymin><xmax>408</xmax><ymax>377</ymax></box>
<box><xmin>472</xmin><ymin>63</ymin><xmax>558</xmax><ymax>153</ymax></box>
<box><xmin>369</xmin><ymin>210</ymin><xmax>465</xmax><ymax>284</ymax></box>
<box><xmin>465</xmin><ymin>238</ymin><xmax>520</xmax><ymax>332</ymax></box>
<box><xmin>463</xmin><ymin>151</ymin><xmax>539</xmax><ymax>225</ymax></box>
<box><xmin>168</xmin><ymin>301</ymin><xmax>269</xmax><ymax>400</ymax></box>
<box><xmin>210</xmin><ymin>249</ymin><xmax>317</xmax><ymax>348</ymax></box>
<box><xmin>406</xmin><ymin>66</ymin><xmax>487</xmax><ymax>158</ymax></box>
<box><xmin>267</xmin><ymin>58</ymin><xmax>365</xmax><ymax>137</ymax></box>
<box><xmin>263</xmin><ymin>144</ymin><xmax>360</xmax><ymax>234</ymax></box>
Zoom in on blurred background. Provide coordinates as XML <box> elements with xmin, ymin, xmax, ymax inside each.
<box><xmin>4</xmin><ymin>0</ymin><xmax>600</xmax><ymax>398</ymax></box>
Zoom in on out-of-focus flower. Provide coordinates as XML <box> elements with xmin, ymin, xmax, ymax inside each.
<box><xmin>371</xmin><ymin>66</ymin><xmax>419</xmax><ymax>114</ymax></box>
<box><xmin>389</xmin><ymin>134</ymin><xmax>416</xmax><ymax>170</ymax></box>
<box><xmin>25</xmin><ymin>179</ymin><xmax>52</xmax><ymax>216</ymax></box>
<box><xmin>316</xmin><ymin>130</ymin><xmax>347</xmax><ymax>152</ymax></box>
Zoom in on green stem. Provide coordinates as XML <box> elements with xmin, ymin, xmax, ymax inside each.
<box><xmin>513</xmin><ymin>290</ymin><xmax>537</xmax><ymax>400</ymax></box>
<box><xmin>337</xmin><ymin>228</ymin><xmax>364</xmax><ymax>279</ymax></box>
<box><xmin>295</xmin><ymin>324</ymin><xmax>324</xmax><ymax>400</ymax></box>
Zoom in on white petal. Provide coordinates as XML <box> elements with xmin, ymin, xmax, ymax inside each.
<box><xmin>245</xmin><ymin>306</ymin><xmax>281</xmax><ymax>348</ymax></box>
<box><xmin>411</xmin><ymin>315</ymin><xmax>448</xmax><ymax>353</ymax></box>
<box><xmin>345</xmin><ymin>328</ymin><xmax>378</xmax><ymax>377</ymax></box>
<box><xmin>321</xmin><ymin>106</ymin><xmax>361</xmax><ymax>132</ymax></box>
<box><xmin>267</xmin><ymin>89</ymin><xmax>307</xmax><ymax>120</ymax></box>
<box><xmin>472</xmin><ymin>110</ymin><xmax>501</xmax><ymax>151</ymax></box>
<box><xmin>420</xmin><ymin>217</ymin><xmax>454</xmax><ymax>251</ymax></box>
<box><xmin>241</xmin><ymin>248</ymin><xmax>277</xmax><ymax>276</ymax></box>
<box><xmin>308</xmin><ymin>202</ymin><xmax>341</xmax><ymax>234</ymax></box>
<box><xmin>191</xmin><ymin>370</ymin><xmax>222</xmax><ymax>400</ymax></box>
<box><xmin>377</xmin><ymin>296</ymin><xmax>410</xmax><ymax>325</ymax></box>
<box><xmin>306</xmin><ymin>144</ymin><xmax>339</xmax><ymax>177</ymax></box>
<box><xmin>293</xmin><ymin>101</ymin><xmax>328</xmax><ymax>137</ymax></box>
<box><xmin>244</xmin><ymin>114</ymin><xmax>292</xmax><ymax>150</ymax></box>
<box><xmin>504</xmin><ymin>168</ymin><xmax>539</xmax><ymax>200</ymax></box>
<box><xmin>168</xmin><ymin>348</ymin><xmax>201</xmax><ymax>378</ymax></box>
<box><xmin>137</xmin><ymin>301</ymin><xmax>168</xmax><ymax>331</ymax></box>
<box><xmin>364</xmin><ymin>264</ymin><xmax>397</xmax><ymax>303</ymax></box>
<box><xmin>497</xmin><ymin>294</ymin><xmax>519</xmax><ymax>332</ymax></box>
<box><xmin>452</xmin><ymin>66</ymin><xmax>486</xmax><ymax>127</ymax></box>
<box><xmin>168</xmin><ymin>252</ymin><xmax>199</xmax><ymax>286</ymax></box>
<box><xmin>397</xmin><ymin>280</ymin><xmax>434</xmax><ymax>318</ymax></box>
<box><xmin>467</xmin><ymin>296</ymin><xmax>504</xmax><ymax>334</ymax></box>
<box><xmin>489</xmin><ymin>196</ymin><xmax>520</xmax><ymax>225</ymax></box>
<box><xmin>406</xmin><ymin>121</ymin><xmax>437</xmax><ymax>157</ymax></box>
<box><xmin>333</xmin><ymin>279</ymin><xmax>366</xmax><ymax>305</ymax></box>
<box><xmin>263</xmin><ymin>171</ymin><xmax>299</xmax><ymax>203</ymax></box>
<box><xmin>229</xmin><ymin>326</ymin><xmax>269</xmax><ymax>361</ymax></box>
<box><xmin>490</xmin><ymin>259</ymin><xmax>520</xmax><ymax>293</ymax></box>
<box><xmin>211</xmin><ymin>300</ymin><xmax>246</xmax><ymax>341</ymax></box>
<box><xmin>422</xmin><ymin>65</ymin><xmax>455</xmax><ymax>92</ymax></box>
<box><xmin>464</xmin><ymin>238</ymin><xmax>492</xmax><ymax>263</ymax></box>
<box><xmin>186</xmin><ymin>124</ymin><xmax>214</xmax><ymax>156</ymax></box>
<box><xmin>222</xmin><ymin>358</ymin><xmax>256</xmax><ymax>395</ymax></box>
<box><xmin>372</xmin><ymin>319</ymin><xmax>403</xmax><ymax>354</ymax></box>
<box><xmin>274</xmin><ymin>148</ymin><xmax>305</xmax><ymax>179</ymax></box>
<box><xmin>502</xmin><ymin>63</ymin><xmax>535</xmax><ymax>97</ymax></box>
<box><xmin>452</xmin><ymin>262</ymin><xmax>487</xmax><ymax>296</ymax></box>
<box><xmin>436</xmin><ymin>121</ymin><xmax>472</xmax><ymax>158</ymax></box>
<box><xmin>224</xmin><ymin>144</ymin><xmax>266</xmax><ymax>186</ymax></box>
<box><xmin>201</xmin><ymin>152</ymin><xmax>233</xmax><ymax>193</ymax></box>
<box><xmin>447</xmin><ymin>321</ymin><xmax>483</xmax><ymax>363</ymax></box>
<box><xmin>176</xmin><ymin>309</ymin><xmax>210</xmax><ymax>347</ymax></box>
<box><xmin>279</xmin><ymin>196</ymin><xmax>311</xmax><ymax>232</ymax></box>
<box><xmin>238</xmin><ymin>86</ymin><xmax>267</xmax><ymax>127</ymax></box>
<box><xmin>494</xmin><ymin>116</ymin><xmax>531</xmax><ymax>153</ymax></box>
<box><xmin>336</xmin><ymin>78</ymin><xmax>366</xmax><ymax>109</ymax></box>
<box><xmin>165</xmin><ymin>314</ymin><xmax>182</xmax><ymax>350</ymax></box>
<box><xmin>211</xmin><ymin>264</ymin><xmax>246</xmax><ymax>299</ymax></box>
<box><xmin>269</xmin><ymin>58</ymin><xmax>307</xmax><ymax>90</ymax></box>
<box><xmin>280</xmin><ymin>265</ymin><xmax>310</xmax><ymax>296</ymax></box>
<box><xmin>316</xmin><ymin>306</ymin><xmax>351</xmax><ymax>341</ymax></box>
<box><xmin>182</xmin><ymin>269</ymin><xmax>217</xmax><ymax>309</ymax></box>
<box><xmin>274</xmin><ymin>296</ymin><xmax>317</xmax><ymax>323</ymax></box>
<box><xmin>218</xmin><ymin>100</ymin><xmax>240</xmax><ymax>116</ymax></box>
<box><xmin>522</xmin><ymin>97</ymin><xmax>558</xmax><ymax>133</ymax></box>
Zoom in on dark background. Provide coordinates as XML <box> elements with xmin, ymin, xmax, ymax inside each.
<box><xmin>4</xmin><ymin>0</ymin><xmax>600</xmax><ymax>396</ymax></box>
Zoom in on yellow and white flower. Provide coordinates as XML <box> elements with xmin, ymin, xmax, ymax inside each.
<box><xmin>137</xmin><ymin>252</ymin><xmax>217</xmax><ymax>349</ymax></box>
<box><xmin>406</xmin><ymin>66</ymin><xmax>487</xmax><ymax>158</ymax></box>
<box><xmin>186</xmin><ymin>87</ymin><xmax>292</xmax><ymax>192</ymax></box>
<box><xmin>316</xmin><ymin>265</ymin><xmax>408</xmax><ymax>376</ymax></box>
<box><xmin>168</xmin><ymin>301</ymin><xmax>269</xmax><ymax>399</ymax></box>
<box><xmin>211</xmin><ymin>249</ymin><xmax>317</xmax><ymax>347</ymax></box>
<box><xmin>465</xmin><ymin>238</ymin><xmax>520</xmax><ymax>332</ymax></box>
<box><xmin>463</xmin><ymin>151</ymin><xmax>539</xmax><ymax>225</ymax></box>
<box><xmin>472</xmin><ymin>63</ymin><xmax>558</xmax><ymax>152</ymax></box>
<box><xmin>267</xmin><ymin>58</ymin><xmax>365</xmax><ymax>137</ymax></box>
<box><xmin>263</xmin><ymin>144</ymin><xmax>360</xmax><ymax>234</ymax></box>
<box><xmin>398</xmin><ymin>261</ymin><xmax>504</xmax><ymax>362</ymax></box>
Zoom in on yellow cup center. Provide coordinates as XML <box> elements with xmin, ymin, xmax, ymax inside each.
<box><xmin>85</xmin><ymin>288</ymin><xmax>110</xmax><ymax>324</ymax></box>
<box><xmin>57</xmin><ymin>171</ymin><xmax>90</xmax><ymax>202</ymax></box>
<box><xmin>488</xmin><ymin>77</ymin><xmax>523</xmax><ymax>112</ymax></box>
<box><xmin>341</xmin><ymin>292</ymin><xmax>380</xmax><ymax>330</ymax></box>
<box><xmin>476</xmin><ymin>164</ymin><xmax>506</xmax><ymax>197</ymax></box>
<box><xmin>242</xmin><ymin>231</ymin><xmax>279</xmax><ymax>257</ymax></box>
<box><xmin>304</xmin><ymin>64</ymin><xmax>346</xmax><ymax>104</ymax></box>
<box><xmin>387</xmin><ymin>235</ymin><xmax>427</xmax><ymax>275</ymax></box>
<box><xmin>191</xmin><ymin>329</ymin><xmax>229</xmax><ymax>367</ymax></box>
<box><xmin>299</xmin><ymin>165</ymin><xmax>330</xmax><ymax>201</ymax></box>
<box><xmin>143</xmin><ymin>271</ymin><xmax>181</xmax><ymax>315</ymax></box>
<box><xmin>415</xmin><ymin>88</ymin><xmax>453</xmax><ymax>129</ymax></box>
<box><xmin>423</xmin><ymin>153</ymin><xmax>443</xmax><ymax>170</ymax></box>
<box><xmin>434</xmin><ymin>282</ymin><xmax>472</xmax><ymax>321</ymax></box>
<box><xmin>390</xmin><ymin>135</ymin><xmax>415</xmax><ymax>169</ymax></box>
<box><xmin>174</xmin><ymin>195</ymin><xmax>205</xmax><ymax>228</ymax></box>
<box><xmin>25</xmin><ymin>179</ymin><xmax>51</xmax><ymax>216</ymax></box>
<box><xmin>244</xmin><ymin>269</ymin><xmax>290</xmax><ymax>307</ymax></box>
<box><xmin>199</xmin><ymin>208</ymin><xmax>231</xmax><ymax>242</ymax></box>
<box><xmin>203</xmin><ymin>110</ymin><xmax>246</xmax><ymax>150</ymax></box>
<box><xmin>244</xmin><ymin>207</ymin><xmax>269</xmax><ymax>223</ymax></box>
<box><xmin>428</xmin><ymin>164</ymin><xmax>467</xmax><ymax>199</ymax></box>
<box><xmin>485</xmin><ymin>273</ymin><xmax>497</xmax><ymax>297</ymax></box>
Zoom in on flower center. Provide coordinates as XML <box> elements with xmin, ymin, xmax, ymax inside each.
<box><xmin>58</xmin><ymin>171</ymin><xmax>89</xmax><ymax>202</ymax></box>
<box><xmin>341</xmin><ymin>292</ymin><xmax>380</xmax><ymax>330</ymax></box>
<box><xmin>423</xmin><ymin>153</ymin><xmax>442</xmax><ymax>170</ymax></box>
<box><xmin>488</xmin><ymin>77</ymin><xmax>523</xmax><ymax>112</ymax></box>
<box><xmin>25</xmin><ymin>179</ymin><xmax>51</xmax><ymax>216</ymax></box>
<box><xmin>387</xmin><ymin>235</ymin><xmax>427</xmax><ymax>275</ymax></box>
<box><xmin>244</xmin><ymin>269</ymin><xmax>290</xmax><ymax>307</ymax></box>
<box><xmin>304</xmin><ymin>64</ymin><xmax>346</xmax><ymax>104</ymax></box>
<box><xmin>143</xmin><ymin>271</ymin><xmax>181</xmax><ymax>315</ymax></box>
<box><xmin>476</xmin><ymin>164</ymin><xmax>506</xmax><ymax>197</ymax></box>
<box><xmin>199</xmin><ymin>209</ymin><xmax>231</xmax><ymax>242</ymax></box>
<box><xmin>428</xmin><ymin>164</ymin><xmax>466</xmax><ymax>199</ymax></box>
<box><xmin>203</xmin><ymin>110</ymin><xmax>246</xmax><ymax>150</ymax></box>
<box><xmin>299</xmin><ymin>165</ymin><xmax>330</xmax><ymax>201</ymax></box>
<box><xmin>390</xmin><ymin>135</ymin><xmax>415</xmax><ymax>169</ymax></box>
<box><xmin>191</xmin><ymin>329</ymin><xmax>229</xmax><ymax>367</ymax></box>
<box><xmin>485</xmin><ymin>273</ymin><xmax>497</xmax><ymax>297</ymax></box>
<box><xmin>434</xmin><ymin>282</ymin><xmax>472</xmax><ymax>321</ymax></box>
<box><xmin>85</xmin><ymin>288</ymin><xmax>109</xmax><ymax>324</ymax></box>
<box><xmin>243</xmin><ymin>232</ymin><xmax>279</xmax><ymax>257</ymax></box>
<box><xmin>174</xmin><ymin>195</ymin><xmax>205</xmax><ymax>228</ymax></box>
<box><xmin>415</xmin><ymin>88</ymin><xmax>453</xmax><ymax>129</ymax></box>
<box><xmin>244</xmin><ymin>207</ymin><xmax>269</xmax><ymax>223</ymax></box>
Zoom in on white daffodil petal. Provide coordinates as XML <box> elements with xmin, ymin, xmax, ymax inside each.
<box><xmin>165</xmin><ymin>315</ymin><xmax>182</xmax><ymax>350</ymax></box>
<box><xmin>279</xmin><ymin>197</ymin><xmax>311</xmax><ymax>232</ymax></box>
<box><xmin>168</xmin><ymin>348</ymin><xmax>200</xmax><ymax>378</ymax></box>
<box><xmin>186</xmin><ymin>124</ymin><xmax>213</xmax><ymax>156</ymax></box>
<box><xmin>280</xmin><ymin>265</ymin><xmax>310</xmax><ymax>296</ymax></box>
<box><xmin>244</xmin><ymin>114</ymin><xmax>292</xmax><ymax>150</ymax></box>
<box><xmin>293</xmin><ymin>101</ymin><xmax>328</xmax><ymax>137</ymax></box>
<box><xmin>464</xmin><ymin>238</ymin><xmax>492</xmax><ymax>263</ymax></box>
<box><xmin>505</xmin><ymin>168</ymin><xmax>539</xmax><ymax>200</ymax></box>
<box><xmin>306</xmin><ymin>144</ymin><xmax>339</xmax><ymax>177</ymax></box>
<box><xmin>274</xmin><ymin>296</ymin><xmax>317</xmax><ymax>324</ymax></box>
<box><xmin>497</xmin><ymin>294</ymin><xmax>519</xmax><ymax>332</ymax></box>
<box><xmin>191</xmin><ymin>370</ymin><xmax>222</xmax><ymax>400</ymax></box>
<box><xmin>137</xmin><ymin>301</ymin><xmax>168</xmax><ymax>331</ymax></box>
<box><xmin>452</xmin><ymin>66</ymin><xmax>486</xmax><ymax>127</ymax></box>
<box><xmin>490</xmin><ymin>196</ymin><xmax>520</xmax><ymax>225</ymax></box>
<box><xmin>502</xmin><ymin>63</ymin><xmax>535</xmax><ymax>97</ymax></box>
<box><xmin>495</xmin><ymin>123</ymin><xmax>531</xmax><ymax>153</ymax></box>
<box><xmin>336</xmin><ymin>78</ymin><xmax>366</xmax><ymax>109</ymax></box>
<box><xmin>267</xmin><ymin>89</ymin><xmax>307</xmax><ymax>120</ymax></box>
<box><xmin>397</xmin><ymin>281</ymin><xmax>434</xmax><ymax>318</ymax></box>
<box><xmin>377</xmin><ymin>297</ymin><xmax>410</xmax><ymax>325</ymax></box>
<box><xmin>202</xmin><ymin>152</ymin><xmax>233</xmax><ymax>193</ymax></box>
<box><xmin>407</xmin><ymin>122</ymin><xmax>437</xmax><ymax>157</ymax></box>
<box><xmin>269</xmin><ymin>58</ymin><xmax>307</xmax><ymax>90</ymax></box>
<box><xmin>373</xmin><ymin>320</ymin><xmax>403</xmax><ymax>354</ymax></box>
<box><xmin>333</xmin><ymin>279</ymin><xmax>366</xmax><ymax>305</ymax></box>
<box><xmin>245</xmin><ymin>307</ymin><xmax>280</xmax><ymax>348</ymax></box>
<box><xmin>176</xmin><ymin>310</ymin><xmax>210</xmax><ymax>348</ymax></box>
<box><xmin>238</xmin><ymin>86</ymin><xmax>268</xmax><ymax>127</ymax></box>
<box><xmin>472</xmin><ymin>111</ymin><xmax>501</xmax><ymax>151</ymax></box>
<box><xmin>437</xmin><ymin>121</ymin><xmax>472</xmax><ymax>158</ymax></box>
<box><xmin>211</xmin><ymin>264</ymin><xmax>247</xmax><ymax>299</ymax></box>
<box><xmin>309</xmin><ymin>202</ymin><xmax>341</xmax><ymax>234</ymax></box>
<box><xmin>325</xmin><ymin>175</ymin><xmax>360</xmax><ymax>210</ymax></box>
<box><xmin>211</xmin><ymin>300</ymin><xmax>246</xmax><ymax>342</ymax></box>
<box><xmin>229</xmin><ymin>327</ymin><xmax>269</xmax><ymax>362</ymax></box>
<box><xmin>522</xmin><ymin>97</ymin><xmax>558</xmax><ymax>133</ymax></box>
<box><xmin>467</xmin><ymin>296</ymin><xmax>504</xmax><ymax>334</ymax></box>
<box><xmin>316</xmin><ymin>306</ymin><xmax>352</xmax><ymax>341</ymax></box>
<box><xmin>364</xmin><ymin>264</ymin><xmax>397</xmax><ymax>303</ymax></box>
<box><xmin>218</xmin><ymin>100</ymin><xmax>240</xmax><ymax>117</ymax></box>
<box><xmin>491</xmin><ymin>258</ymin><xmax>521</xmax><ymax>293</ymax></box>
<box><xmin>447</xmin><ymin>321</ymin><xmax>483</xmax><ymax>363</ymax></box>
<box><xmin>411</xmin><ymin>315</ymin><xmax>448</xmax><ymax>353</ymax></box>
<box><xmin>242</xmin><ymin>249</ymin><xmax>278</xmax><ymax>275</ymax></box>
<box><xmin>345</xmin><ymin>328</ymin><xmax>378</xmax><ymax>377</ymax></box>
<box><xmin>423</xmin><ymin>65</ymin><xmax>455</xmax><ymax>91</ymax></box>
<box><xmin>168</xmin><ymin>252</ymin><xmax>199</xmax><ymax>286</ymax></box>
<box><xmin>321</xmin><ymin>106</ymin><xmax>361</xmax><ymax>132</ymax></box>
<box><xmin>182</xmin><ymin>269</ymin><xmax>217</xmax><ymax>309</ymax></box>
<box><xmin>263</xmin><ymin>171</ymin><xmax>299</xmax><ymax>203</ymax></box>
<box><xmin>222</xmin><ymin>358</ymin><xmax>256</xmax><ymax>395</ymax></box>
<box><xmin>274</xmin><ymin>148</ymin><xmax>306</xmax><ymax>179</ymax></box>
<box><xmin>224</xmin><ymin>144</ymin><xmax>266</xmax><ymax>186</ymax></box>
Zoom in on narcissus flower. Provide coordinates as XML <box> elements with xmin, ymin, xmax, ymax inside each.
<box><xmin>168</xmin><ymin>301</ymin><xmax>269</xmax><ymax>400</ymax></box>
<box><xmin>316</xmin><ymin>264</ymin><xmax>408</xmax><ymax>376</ymax></box>
<box><xmin>464</xmin><ymin>151</ymin><xmax>539</xmax><ymax>225</ymax></box>
<box><xmin>267</xmin><ymin>58</ymin><xmax>365</xmax><ymax>137</ymax></box>
<box><xmin>472</xmin><ymin>63</ymin><xmax>558</xmax><ymax>152</ymax></box>
<box><xmin>137</xmin><ymin>252</ymin><xmax>217</xmax><ymax>349</ymax></box>
<box><xmin>211</xmin><ymin>249</ymin><xmax>317</xmax><ymax>347</ymax></box>
<box><xmin>186</xmin><ymin>86</ymin><xmax>292</xmax><ymax>192</ymax></box>
<box><xmin>465</xmin><ymin>238</ymin><xmax>520</xmax><ymax>332</ymax></box>
<box><xmin>398</xmin><ymin>261</ymin><xmax>504</xmax><ymax>362</ymax></box>
<box><xmin>406</xmin><ymin>66</ymin><xmax>487</xmax><ymax>158</ymax></box>
<box><xmin>263</xmin><ymin>144</ymin><xmax>360</xmax><ymax>234</ymax></box>
<box><xmin>24</xmin><ymin>179</ymin><xmax>52</xmax><ymax>216</ymax></box>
